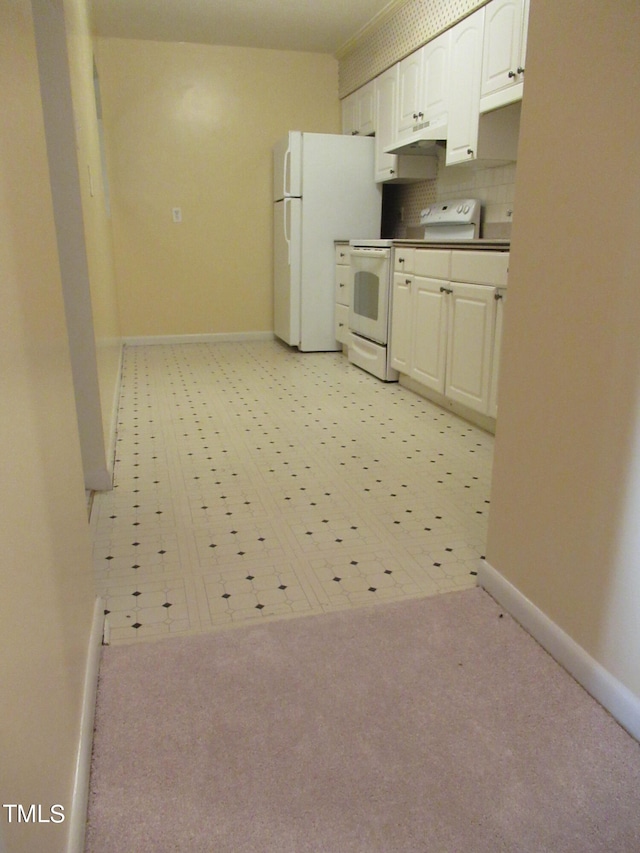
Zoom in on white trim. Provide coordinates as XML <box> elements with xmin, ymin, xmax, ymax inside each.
<box><xmin>106</xmin><ymin>342</ymin><xmax>124</xmax><ymax>482</ymax></box>
<box><xmin>478</xmin><ymin>560</ymin><xmax>640</xmax><ymax>743</ymax></box>
<box><xmin>83</xmin><ymin>466</ymin><xmax>112</xmax><ymax>491</ymax></box>
<box><xmin>123</xmin><ymin>331</ymin><xmax>275</xmax><ymax>347</ymax></box>
<box><xmin>67</xmin><ymin>597</ymin><xmax>104</xmax><ymax>853</ymax></box>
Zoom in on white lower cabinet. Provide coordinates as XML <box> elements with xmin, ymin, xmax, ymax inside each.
<box><xmin>390</xmin><ymin>247</ymin><xmax>508</xmax><ymax>419</ymax></box>
<box><xmin>334</xmin><ymin>243</ymin><xmax>351</xmax><ymax>345</ymax></box>
<box><xmin>445</xmin><ymin>282</ymin><xmax>495</xmax><ymax>413</ymax></box>
<box><xmin>488</xmin><ymin>288</ymin><xmax>506</xmax><ymax>417</ymax></box>
<box><xmin>410</xmin><ymin>276</ymin><xmax>449</xmax><ymax>392</ymax></box>
<box><xmin>389</xmin><ymin>272</ymin><xmax>412</xmax><ymax>374</ymax></box>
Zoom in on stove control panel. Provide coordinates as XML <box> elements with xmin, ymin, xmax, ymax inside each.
<box><xmin>420</xmin><ymin>199</ymin><xmax>481</xmax><ymax>227</ymax></box>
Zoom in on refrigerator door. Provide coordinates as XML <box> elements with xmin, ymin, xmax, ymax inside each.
<box><xmin>273</xmin><ymin>197</ymin><xmax>302</xmax><ymax>345</ymax></box>
<box><xmin>273</xmin><ymin>131</ymin><xmax>302</xmax><ymax>201</ymax></box>
<box><xmin>298</xmin><ymin>133</ymin><xmax>382</xmax><ymax>351</ymax></box>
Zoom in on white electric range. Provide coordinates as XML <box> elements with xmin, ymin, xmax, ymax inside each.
<box><xmin>348</xmin><ymin>199</ymin><xmax>484</xmax><ymax>381</ymax></box>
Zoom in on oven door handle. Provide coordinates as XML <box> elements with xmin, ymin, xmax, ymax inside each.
<box><xmin>349</xmin><ymin>247</ymin><xmax>391</xmax><ymax>259</ymax></box>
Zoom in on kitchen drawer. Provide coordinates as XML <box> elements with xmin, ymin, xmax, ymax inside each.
<box><xmin>394</xmin><ymin>248</ymin><xmax>415</xmax><ymax>273</ymax></box>
<box><xmin>348</xmin><ymin>333</ymin><xmax>397</xmax><ymax>382</ymax></box>
<box><xmin>451</xmin><ymin>250</ymin><xmax>509</xmax><ymax>286</ymax></box>
<box><xmin>335</xmin><ymin>265</ymin><xmax>350</xmax><ymax>306</ymax></box>
<box><xmin>335</xmin><ymin>244</ymin><xmax>350</xmax><ymax>265</ymax></box>
<box><xmin>335</xmin><ymin>303</ymin><xmax>351</xmax><ymax>344</ymax></box>
<box><xmin>414</xmin><ymin>249</ymin><xmax>451</xmax><ymax>280</ymax></box>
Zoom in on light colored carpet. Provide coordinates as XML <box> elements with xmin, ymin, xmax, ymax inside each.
<box><xmin>86</xmin><ymin>588</ymin><xmax>640</xmax><ymax>852</ymax></box>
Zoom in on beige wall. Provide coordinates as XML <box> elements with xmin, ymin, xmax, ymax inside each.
<box><xmin>0</xmin><ymin>0</ymin><xmax>96</xmax><ymax>849</ymax></box>
<box><xmin>486</xmin><ymin>1</ymin><xmax>640</xmax><ymax>697</ymax></box>
<box><xmin>95</xmin><ymin>39</ymin><xmax>341</xmax><ymax>338</ymax></box>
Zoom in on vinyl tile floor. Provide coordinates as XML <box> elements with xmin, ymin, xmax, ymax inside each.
<box><xmin>91</xmin><ymin>340</ymin><xmax>494</xmax><ymax>645</ymax></box>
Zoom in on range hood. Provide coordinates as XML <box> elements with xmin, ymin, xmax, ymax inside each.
<box><xmin>384</xmin><ymin>115</ymin><xmax>447</xmax><ymax>156</ymax></box>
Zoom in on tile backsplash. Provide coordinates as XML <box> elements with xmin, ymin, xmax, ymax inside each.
<box><xmin>382</xmin><ymin>148</ymin><xmax>516</xmax><ymax>238</ymax></box>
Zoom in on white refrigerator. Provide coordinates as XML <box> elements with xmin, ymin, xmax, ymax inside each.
<box><xmin>273</xmin><ymin>131</ymin><xmax>382</xmax><ymax>352</ymax></box>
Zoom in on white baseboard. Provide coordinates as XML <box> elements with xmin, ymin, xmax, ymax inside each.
<box><xmin>67</xmin><ymin>597</ymin><xmax>104</xmax><ymax>853</ymax></box>
<box><xmin>478</xmin><ymin>560</ymin><xmax>640</xmax><ymax>742</ymax></box>
<box><xmin>123</xmin><ymin>331</ymin><xmax>275</xmax><ymax>347</ymax></box>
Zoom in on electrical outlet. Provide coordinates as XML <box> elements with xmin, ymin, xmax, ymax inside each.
<box><xmin>172</xmin><ymin>207</ymin><xmax>182</xmax><ymax>223</ymax></box>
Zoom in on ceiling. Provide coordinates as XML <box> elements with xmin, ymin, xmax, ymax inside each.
<box><xmin>90</xmin><ymin>0</ymin><xmax>400</xmax><ymax>55</ymax></box>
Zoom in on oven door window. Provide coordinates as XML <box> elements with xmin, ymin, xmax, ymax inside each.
<box><xmin>353</xmin><ymin>271</ymin><xmax>379</xmax><ymax>321</ymax></box>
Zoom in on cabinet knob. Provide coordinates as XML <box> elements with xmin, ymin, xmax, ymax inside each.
<box><xmin>412</xmin><ymin>112</ymin><xmax>418</xmax><ymax>120</ymax></box>
<box><xmin>467</xmin><ymin>148</ymin><xmax>474</xmax><ymax>156</ymax></box>
<box><xmin>405</xmin><ymin>279</ymin><xmax>411</xmax><ymax>285</ymax></box>
<box><xmin>351</xmin><ymin>130</ymin><xmax>359</xmax><ymax>135</ymax></box>
<box><xmin>398</xmin><ymin>257</ymin><xmax>404</xmax><ymax>263</ymax></box>
<box><xmin>494</xmin><ymin>291</ymin><xmax>504</xmax><ymax>301</ymax></box>
<box><xmin>508</xmin><ymin>70</ymin><xmax>517</xmax><ymax>78</ymax></box>
<box><xmin>418</xmin><ymin>112</ymin><xmax>424</xmax><ymax>118</ymax></box>
<box><xmin>517</xmin><ymin>66</ymin><xmax>525</xmax><ymax>74</ymax></box>
<box><xmin>440</xmin><ymin>286</ymin><xmax>453</xmax><ymax>294</ymax></box>
<box><xmin>390</xmin><ymin>169</ymin><xmax>395</xmax><ymax>174</ymax></box>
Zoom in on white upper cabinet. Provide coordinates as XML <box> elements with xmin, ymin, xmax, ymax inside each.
<box><xmin>422</xmin><ymin>31</ymin><xmax>451</xmax><ymax>129</ymax></box>
<box><xmin>447</xmin><ymin>7</ymin><xmax>520</xmax><ymax>167</ymax></box>
<box><xmin>397</xmin><ymin>50</ymin><xmax>423</xmax><ymax>138</ymax></box>
<box><xmin>341</xmin><ymin>80</ymin><xmax>376</xmax><ymax>136</ymax></box>
<box><xmin>375</xmin><ymin>65</ymin><xmax>400</xmax><ymax>180</ymax></box>
<box><xmin>397</xmin><ymin>30</ymin><xmax>450</xmax><ymax>141</ymax></box>
<box><xmin>446</xmin><ymin>8</ymin><xmax>485</xmax><ymax>166</ymax></box>
<box><xmin>375</xmin><ymin>65</ymin><xmax>437</xmax><ymax>183</ymax></box>
<box><xmin>480</xmin><ymin>0</ymin><xmax>530</xmax><ymax>113</ymax></box>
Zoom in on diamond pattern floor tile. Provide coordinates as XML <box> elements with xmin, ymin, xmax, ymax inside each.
<box><xmin>91</xmin><ymin>341</ymin><xmax>493</xmax><ymax>644</ymax></box>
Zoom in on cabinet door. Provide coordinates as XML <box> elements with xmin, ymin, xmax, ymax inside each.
<box><xmin>422</xmin><ymin>30</ymin><xmax>450</xmax><ymax>124</ymax></box>
<box><xmin>445</xmin><ymin>283</ymin><xmax>495</xmax><ymax>414</ymax></box>
<box><xmin>358</xmin><ymin>81</ymin><xmax>376</xmax><ymax>136</ymax></box>
<box><xmin>488</xmin><ymin>289</ymin><xmax>505</xmax><ymax>418</ymax></box>
<box><xmin>446</xmin><ymin>8</ymin><xmax>484</xmax><ymax>165</ymax></box>
<box><xmin>335</xmin><ymin>303</ymin><xmax>351</xmax><ymax>345</ymax></box>
<box><xmin>335</xmin><ymin>263</ymin><xmax>350</xmax><ymax>306</ymax></box>
<box><xmin>375</xmin><ymin>65</ymin><xmax>400</xmax><ymax>182</ymax></box>
<box><xmin>342</xmin><ymin>83</ymin><xmax>375</xmax><ymax>136</ymax></box>
<box><xmin>410</xmin><ymin>277</ymin><xmax>449</xmax><ymax>393</ymax></box>
<box><xmin>390</xmin><ymin>273</ymin><xmax>413</xmax><ymax>374</ymax></box>
<box><xmin>341</xmin><ymin>92</ymin><xmax>358</xmax><ymax>135</ymax></box>
<box><xmin>397</xmin><ymin>49</ymin><xmax>423</xmax><ymax>138</ymax></box>
<box><xmin>481</xmin><ymin>0</ymin><xmax>525</xmax><ymax>99</ymax></box>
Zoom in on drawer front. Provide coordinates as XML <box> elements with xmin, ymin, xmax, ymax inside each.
<box><xmin>394</xmin><ymin>248</ymin><xmax>415</xmax><ymax>273</ymax></box>
<box><xmin>414</xmin><ymin>249</ymin><xmax>451</xmax><ymax>280</ymax></box>
<box><xmin>348</xmin><ymin>334</ymin><xmax>398</xmax><ymax>381</ymax></box>
<box><xmin>335</xmin><ymin>303</ymin><xmax>351</xmax><ymax>344</ymax></box>
<box><xmin>335</xmin><ymin>244</ymin><xmax>350</xmax><ymax>265</ymax></box>
<box><xmin>450</xmin><ymin>250</ymin><xmax>509</xmax><ymax>286</ymax></box>
<box><xmin>335</xmin><ymin>265</ymin><xmax>350</xmax><ymax>306</ymax></box>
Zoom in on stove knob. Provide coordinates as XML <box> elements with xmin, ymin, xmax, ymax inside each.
<box><xmin>456</xmin><ymin>204</ymin><xmax>463</xmax><ymax>213</ymax></box>
<box><xmin>463</xmin><ymin>204</ymin><xmax>470</xmax><ymax>214</ymax></box>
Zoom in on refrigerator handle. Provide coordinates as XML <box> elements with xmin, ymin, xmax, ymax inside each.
<box><xmin>283</xmin><ymin>145</ymin><xmax>291</xmax><ymax>198</ymax></box>
<box><xmin>283</xmin><ymin>198</ymin><xmax>291</xmax><ymax>264</ymax></box>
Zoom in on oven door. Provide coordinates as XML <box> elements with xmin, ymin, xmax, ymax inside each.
<box><xmin>349</xmin><ymin>247</ymin><xmax>391</xmax><ymax>346</ymax></box>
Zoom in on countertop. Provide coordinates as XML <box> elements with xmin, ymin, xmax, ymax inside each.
<box><xmin>336</xmin><ymin>239</ymin><xmax>510</xmax><ymax>250</ymax></box>
<box><xmin>392</xmin><ymin>238</ymin><xmax>510</xmax><ymax>250</ymax></box>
